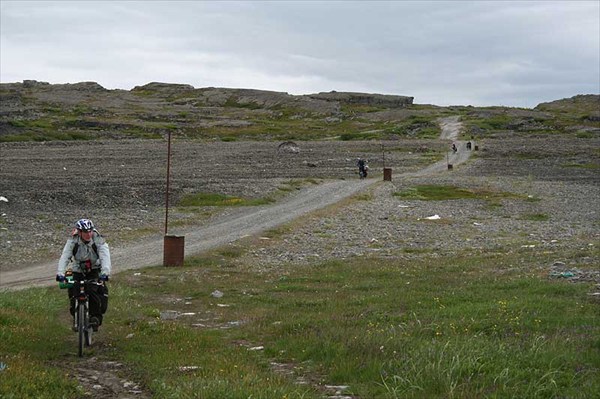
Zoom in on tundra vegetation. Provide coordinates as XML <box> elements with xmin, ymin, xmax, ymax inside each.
<box><xmin>0</xmin><ymin>83</ymin><xmax>598</xmax><ymax>398</ymax></box>
<box><xmin>1</xmin><ymin>249</ymin><xmax>598</xmax><ymax>398</ymax></box>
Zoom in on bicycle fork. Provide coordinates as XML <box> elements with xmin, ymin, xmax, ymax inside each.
<box><xmin>73</xmin><ymin>285</ymin><xmax>88</xmax><ymax>332</ymax></box>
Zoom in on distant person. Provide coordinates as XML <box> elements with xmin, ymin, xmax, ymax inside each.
<box><xmin>357</xmin><ymin>158</ymin><xmax>368</xmax><ymax>178</ymax></box>
<box><xmin>466</xmin><ymin>141</ymin><xmax>472</xmax><ymax>150</ymax></box>
<box><xmin>452</xmin><ymin>143</ymin><xmax>457</xmax><ymax>153</ymax></box>
<box><xmin>56</xmin><ymin>218</ymin><xmax>111</xmax><ymax>331</ymax></box>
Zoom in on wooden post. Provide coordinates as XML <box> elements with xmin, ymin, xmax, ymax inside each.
<box><xmin>163</xmin><ymin>130</ymin><xmax>185</xmax><ymax>266</ymax></box>
<box><xmin>164</xmin><ymin>130</ymin><xmax>172</xmax><ymax>236</ymax></box>
<box><xmin>164</xmin><ymin>235</ymin><xmax>184</xmax><ymax>266</ymax></box>
<box><xmin>383</xmin><ymin>168</ymin><xmax>392</xmax><ymax>181</ymax></box>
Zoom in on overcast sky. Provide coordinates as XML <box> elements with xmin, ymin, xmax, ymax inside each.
<box><xmin>1</xmin><ymin>1</ymin><xmax>598</xmax><ymax>108</ymax></box>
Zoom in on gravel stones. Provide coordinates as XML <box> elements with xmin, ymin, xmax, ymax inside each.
<box><xmin>1</xmin><ymin>133</ymin><xmax>598</xmax><ymax>285</ymax></box>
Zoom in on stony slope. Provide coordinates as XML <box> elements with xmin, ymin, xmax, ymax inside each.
<box><xmin>2</xmin><ymin>80</ymin><xmax>597</xmax><ymax>143</ymax></box>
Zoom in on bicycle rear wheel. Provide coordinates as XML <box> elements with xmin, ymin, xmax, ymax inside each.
<box><xmin>78</xmin><ymin>304</ymin><xmax>85</xmax><ymax>357</ymax></box>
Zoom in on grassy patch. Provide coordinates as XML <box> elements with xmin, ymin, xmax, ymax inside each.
<box><xmin>520</xmin><ymin>213</ymin><xmax>550</xmax><ymax>221</ymax></box>
<box><xmin>1</xmin><ymin>252</ymin><xmax>598</xmax><ymax>398</ymax></box>
<box><xmin>383</xmin><ymin>115</ymin><xmax>442</xmax><ymax>138</ymax></box>
<box><xmin>178</xmin><ymin>192</ymin><xmax>275</xmax><ymax>207</ymax></box>
<box><xmin>0</xmin><ymin>131</ymin><xmax>92</xmax><ymax>142</ymax></box>
<box><xmin>354</xmin><ymin>192</ymin><xmax>373</xmax><ymax>201</ymax></box>
<box><xmin>259</xmin><ymin>225</ymin><xmax>292</xmax><ymax>239</ymax></box>
<box><xmin>576</xmin><ymin>131</ymin><xmax>595</xmax><ymax>139</ymax></box>
<box><xmin>0</xmin><ymin>289</ymin><xmax>82</xmax><ymax>398</ymax></box>
<box><xmin>393</xmin><ymin>185</ymin><xmax>521</xmax><ymax>202</ymax></box>
<box><xmin>466</xmin><ymin>114</ymin><xmax>512</xmax><ymax>131</ymax></box>
<box><xmin>562</xmin><ymin>162</ymin><xmax>600</xmax><ymax>169</ymax></box>
<box><xmin>215</xmin><ymin>245</ymin><xmax>246</xmax><ymax>259</ymax></box>
<box><xmin>513</xmin><ymin>152</ymin><xmax>547</xmax><ymax>160</ymax></box>
<box><xmin>340</xmin><ymin>131</ymin><xmax>382</xmax><ymax>141</ymax></box>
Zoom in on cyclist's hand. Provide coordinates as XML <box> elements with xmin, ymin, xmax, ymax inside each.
<box><xmin>56</xmin><ymin>274</ymin><xmax>65</xmax><ymax>282</ymax></box>
<box><xmin>100</xmin><ymin>274</ymin><xmax>109</xmax><ymax>282</ymax></box>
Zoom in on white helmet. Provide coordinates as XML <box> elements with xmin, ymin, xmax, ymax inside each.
<box><xmin>75</xmin><ymin>218</ymin><xmax>94</xmax><ymax>232</ymax></box>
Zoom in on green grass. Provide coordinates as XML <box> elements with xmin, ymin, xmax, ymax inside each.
<box><xmin>0</xmin><ymin>131</ymin><xmax>92</xmax><ymax>142</ymax></box>
<box><xmin>178</xmin><ymin>180</ymin><xmax>320</xmax><ymax>208</ymax></box>
<box><xmin>1</xmin><ymin>250</ymin><xmax>598</xmax><ymax>398</ymax></box>
<box><xmin>0</xmin><ymin>289</ymin><xmax>82</xmax><ymax>398</ymax></box>
<box><xmin>1</xmin><ymin>111</ymin><xmax>440</xmax><ymax>142</ymax></box>
<box><xmin>562</xmin><ymin>162</ymin><xmax>600</xmax><ymax>169</ymax></box>
<box><xmin>465</xmin><ymin>114</ymin><xmax>513</xmax><ymax>131</ymax></box>
<box><xmin>17</xmin><ymin>119</ymin><xmax>55</xmax><ymax>129</ymax></box>
<box><xmin>340</xmin><ymin>131</ymin><xmax>383</xmax><ymax>141</ymax></box>
<box><xmin>178</xmin><ymin>192</ymin><xmax>275</xmax><ymax>207</ymax></box>
<box><xmin>393</xmin><ymin>185</ymin><xmax>522</xmax><ymax>202</ymax></box>
<box><xmin>2</xmin><ymin>90</ymin><xmax>596</xmax><ymax>142</ymax></box>
<box><xmin>576</xmin><ymin>131</ymin><xmax>595</xmax><ymax>139</ymax></box>
<box><xmin>382</xmin><ymin>115</ymin><xmax>442</xmax><ymax>139</ymax></box>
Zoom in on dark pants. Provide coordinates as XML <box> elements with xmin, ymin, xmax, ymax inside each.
<box><xmin>67</xmin><ymin>270</ymin><xmax>108</xmax><ymax>325</ymax></box>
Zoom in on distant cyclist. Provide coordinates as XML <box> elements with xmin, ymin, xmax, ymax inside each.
<box><xmin>357</xmin><ymin>158</ymin><xmax>368</xmax><ymax>178</ymax></box>
<box><xmin>56</xmin><ymin>219</ymin><xmax>111</xmax><ymax>331</ymax></box>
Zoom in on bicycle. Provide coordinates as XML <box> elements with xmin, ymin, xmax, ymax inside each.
<box><xmin>59</xmin><ymin>273</ymin><xmax>103</xmax><ymax>357</ymax></box>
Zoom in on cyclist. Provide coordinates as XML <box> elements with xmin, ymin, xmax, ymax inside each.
<box><xmin>56</xmin><ymin>218</ymin><xmax>111</xmax><ymax>331</ymax></box>
<box><xmin>357</xmin><ymin>158</ymin><xmax>367</xmax><ymax>178</ymax></box>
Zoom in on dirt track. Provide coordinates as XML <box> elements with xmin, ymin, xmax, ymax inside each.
<box><xmin>0</xmin><ymin>118</ymin><xmax>465</xmax><ymax>289</ymax></box>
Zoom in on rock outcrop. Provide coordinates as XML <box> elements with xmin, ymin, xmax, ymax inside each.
<box><xmin>307</xmin><ymin>91</ymin><xmax>413</xmax><ymax>107</ymax></box>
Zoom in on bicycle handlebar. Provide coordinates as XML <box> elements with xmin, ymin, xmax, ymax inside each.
<box><xmin>58</xmin><ymin>277</ymin><xmax>103</xmax><ymax>289</ymax></box>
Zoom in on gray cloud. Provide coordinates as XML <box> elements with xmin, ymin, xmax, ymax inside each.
<box><xmin>1</xmin><ymin>0</ymin><xmax>598</xmax><ymax>107</ymax></box>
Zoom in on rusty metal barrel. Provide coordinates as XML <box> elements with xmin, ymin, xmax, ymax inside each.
<box><xmin>383</xmin><ymin>168</ymin><xmax>392</xmax><ymax>181</ymax></box>
<box><xmin>163</xmin><ymin>235</ymin><xmax>185</xmax><ymax>266</ymax></box>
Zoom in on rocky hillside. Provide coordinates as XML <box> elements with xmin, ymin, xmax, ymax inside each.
<box><xmin>0</xmin><ymin>81</ymin><xmax>417</xmax><ymax>141</ymax></box>
<box><xmin>0</xmin><ymin>80</ymin><xmax>598</xmax><ymax>142</ymax></box>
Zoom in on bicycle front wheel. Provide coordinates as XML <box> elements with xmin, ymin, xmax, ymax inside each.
<box><xmin>85</xmin><ymin>321</ymin><xmax>92</xmax><ymax>347</ymax></box>
<box><xmin>78</xmin><ymin>304</ymin><xmax>85</xmax><ymax>357</ymax></box>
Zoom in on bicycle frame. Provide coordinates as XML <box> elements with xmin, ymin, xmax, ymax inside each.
<box><xmin>60</xmin><ymin>276</ymin><xmax>98</xmax><ymax>357</ymax></box>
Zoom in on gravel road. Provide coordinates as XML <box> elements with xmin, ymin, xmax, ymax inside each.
<box><xmin>0</xmin><ymin>117</ymin><xmax>469</xmax><ymax>289</ymax></box>
<box><xmin>3</xmin><ymin>116</ymin><xmax>598</xmax><ymax>290</ymax></box>
<box><xmin>0</xmin><ymin>179</ymin><xmax>374</xmax><ymax>288</ymax></box>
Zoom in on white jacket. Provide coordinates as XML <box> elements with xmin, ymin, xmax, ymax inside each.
<box><xmin>57</xmin><ymin>231</ymin><xmax>111</xmax><ymax>276</ymax></box>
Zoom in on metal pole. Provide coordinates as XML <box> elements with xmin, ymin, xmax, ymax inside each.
<box><xmin>164</xmin><ymin>130</ymin><xmax>172</xmax><ymax>236</ymax></box>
